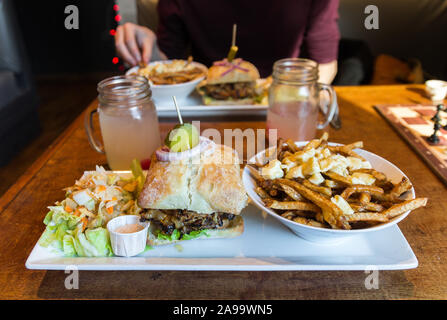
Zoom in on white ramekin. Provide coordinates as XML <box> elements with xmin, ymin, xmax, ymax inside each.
<box><xmin>107</xmin><ymin>215</ymin><xmax>149</xmax><ymax>257</ymax></box>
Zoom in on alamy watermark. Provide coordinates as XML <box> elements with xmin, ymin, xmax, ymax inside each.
<box><xmin>166</xmin><ymin>121</ymin><xmax>279</xmax><ymax>165</ymax></box>
<box><xmin>364</xmin><ymin>5</ymin><xmax>379</xmax><ymax>30</ymax></box>
<box><xmin>64</xmin><ymin>265</ymin><xmax>79</xmax><ymax>289</ymax></box>
<box><xmin>64</xmin><ymin>5</ymin><xmax>79</xmax><ymax>30</ymax></box>
<box><xmin>364</xmin><ymin>265</ymin><xmax>379</xmax><ymax>289</ymax></box>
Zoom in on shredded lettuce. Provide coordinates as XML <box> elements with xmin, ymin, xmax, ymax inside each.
<box><xmin>62</xmin><ymin>234</ymin><xmax>77</xmax><ymax>256</ymax></box>
<box><xmin>39</xmin><ymin>207</ymin><xmax>81</xmax><ymax>249</ymax></box>
<box><xmin>156</xmin><ymin>229</ymin><xmax>209</xmax><ymax>241</ymax></box>
<box><xmin>142</xmin><ymin>244</ymin><xmax>154</xmax><ymax>253</ymax></box>
<box><xmin>85</xmin><ymin>227</ymin><xmax>113</xmax><ymax>256</ymax></box>
<box><xmin>182</xmin><ymin>229</ymin><xmax>210</xmax><ymax>240</ymax></box>
<box><xmin>39</xmin><ymin>206</ymin><xmax>113</xmax><ymax>257</ymax></box>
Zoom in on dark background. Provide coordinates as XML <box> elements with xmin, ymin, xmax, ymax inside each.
<box><xmin>13</xmin><ymin>0</ymin><xmax>118</xmax><ymax>75</ymax></box>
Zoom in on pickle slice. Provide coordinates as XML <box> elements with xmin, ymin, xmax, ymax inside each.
<box><xmin>164</xmin><ymin>123</ymin><xmax>199</xmax><ymax>152</ymax></box>
<box><xmin>227</xmin><ymin>45</ymin><xmax>238</xmax><ymax>62</ymax></box>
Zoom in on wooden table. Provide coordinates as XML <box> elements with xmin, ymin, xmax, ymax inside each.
<box><xmin>1</xmin><ymin>84</ymin><xmax>446</xmax><ymax>300</ymax></box>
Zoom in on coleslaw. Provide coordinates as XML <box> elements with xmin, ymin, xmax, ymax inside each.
<box><xmin>39</xmin><ymin>166</ymin><xmax>144</xmax><ymax>257</ymax></box>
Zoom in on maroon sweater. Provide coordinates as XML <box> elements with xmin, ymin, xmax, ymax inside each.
<box><xmin>156</xmin><ymin>0</ymin><xmax>340</xmax><ymax>77</ymax></box>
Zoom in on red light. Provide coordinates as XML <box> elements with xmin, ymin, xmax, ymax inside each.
<box><xmin>118</xmin><ymin>65</ymin><xmax>125</xmax><ymax>72</ymax></box>
<box><xmin>115</xmin><ymin>15</ymin><xmax>121</xmax><ymax>22</ymax></box>
<box><xmin>109</xmin><ymin>29</ymin><xmax>116</xmax><ymax>36</ymax></box>
<box><xmin>113</xmin><ymin>4</ymin><xmax>120</xmax><ymax>11</ymax></box>
<box><xmin>112</xmin><ymin>57</ymin><xmax>119</xmax><ymax>64</ymax></box>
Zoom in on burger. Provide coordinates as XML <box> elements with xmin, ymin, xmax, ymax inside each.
<box><xmin>197</xmin><ymin>58</ymin><xmax>261</xmax><ymax>105</ymax></box>
<box><xmin>137</xmin><ymin>135</ymin><xmax>248</xmax><ymax>245</ymax></box>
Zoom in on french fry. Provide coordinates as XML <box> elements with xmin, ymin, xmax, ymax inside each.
<box><xmin>293</xmin><ymin>216</ymin><xmax>328</xmax><ymax>228</ymax></box>
<box><xmin>389</xmin><ymin>177</ymin><xmax>413</xmax><ymax>198</ymax></box>
<box><xmin>303</xmin><ymin>132</ymin><xmax>328</xmax><ymax>151</ymax></box>
<box><xmin>280</xmin><ymin>211</ymin><xmax>296</xmax><ymax>220</ymax></box>
<box><xmin>323</xmin><ymin>171</ymin><xmax>353</xmax><ymax>186</ymax></box>
<box><xmin>285</xmin><ymin>139</ymin><xmax>299</xmax><ymax>153</ymax></box>
<box><xmin>255</xmin><ymin>186</ymin><xmax>270</xmax><ymax>199</ymax></box>
<box><xmin>359</xmin><ymin>192</ymin><xmax>371</xmax><ymax>204</ymax></box>
<box><xmin>302</xmin><ymin>179</ymin><xmax>332</xmax><ymax>197</ymax></box>
<box><xmin>352</xmin><ymin>168</ymin><xmax>387</xmax><ymax>182</ymax></box>
<box><xmin>264</xmin><ymin>199</ymin><xmax>321</xmax><ymax>212</ymax></box>
<box><xmin>341</xmin><ymin>212</ymin><xmax>389</xmax><ymax>223</ymax></box>
<box><xmin>278</xmin><ymin>183</ymin><xmax>304</xmax><ymax>201</ymax></box>
<box><xmin>138</xmin><ymin>60</ymin><xmax>206</xmax><ymax>85</ymax></box>
<box><xmin>349</xmin><ymin>202</ymin><xmax>384</xmax><ymax>212</ymax></box>
<box><xmin>246</xmin><ymin>164</ymin><xmax>263</xmax><ymax>181</ymax></box>
<box><xmin>277</xmin><ymin>179</ymin><xmax>350</xmax><ymax>229</ymax></box>
<box><xmin>281</xmin><ymin>210</ymin><xmax>316</xmax><ymax>220</ymax></box>
<box><xmin>315</xmin><ymin>212</ymin><xmax>325</xmax><ymax>224</ymax></box>
<box><xmin>383</xmin><ymin>198</ymin><xmax>428</xmax><ymax>218</ymax></box>
<box><xmin>340</xmin><ymin>185</ymin><xmax>384</xmax><ymax>200</ymax></box>
<box><xmin>328</xmin><ymin>142</ymin><xmax>365</xmax><ymax>161</ymax></box>
<box><xmin>294</xmin><ymin>210</ymin><xmax>317</xmax><ymax>219</ymax></box>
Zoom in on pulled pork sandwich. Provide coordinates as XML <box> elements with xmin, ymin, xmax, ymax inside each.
<box><xmin>197</xmin><ymin>58</ymin><xmax>261</xmax><ymax>105</ymax></box>
<box><xmin>138</xmin><ymin>136</ymin><xmax>248</xmax><ymax>245</ymax></box>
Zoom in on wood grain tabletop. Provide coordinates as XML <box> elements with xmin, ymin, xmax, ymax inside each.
<box><xmin>0</xmin><ymin>84</ymin><xmax>445</xmax><ymax>300</ymax></box>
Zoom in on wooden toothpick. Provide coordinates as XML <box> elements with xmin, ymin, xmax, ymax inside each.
<box><xmin>232</xmin><ymin>24</ymin><xmax>237</xmax><ymax>47</ymax></box>
<box><xmin>172</xmin><ymin>96</ymin><xmax>183</xmax><ymax>124</ymax></box>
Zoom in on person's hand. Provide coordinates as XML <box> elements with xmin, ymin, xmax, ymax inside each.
<box><xmin>115</xmin><ymin>23</ymin><xmax>156</xmax><ymax>66</ymax></box>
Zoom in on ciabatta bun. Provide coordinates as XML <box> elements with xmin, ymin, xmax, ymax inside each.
<box><xmin>206</xmin><ymin>60</ymin><xmax>260</xmax><ymax>84</ymax></box>
<box><xmin>138</xmin><ymin>143</ymin><xmax>248</xmax><ymax>215</ymax></box>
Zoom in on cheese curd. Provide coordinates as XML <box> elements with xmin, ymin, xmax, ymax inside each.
<box><xmin>350</xmin><ymin>172</ymin><xmax>376</xmax><ymax>185</ymax></box>
<box><xmin>314</xmin><ymin>147</ymin><xmax>331</xmax><ymax>160</ymax></box>
<box><xmin>331</xmin><ymin>195</ymin><xmax>354</xmax><ymax>215</ymax></box>
<box><xmin>319</xmin><ymin>154</ymin><xmax>348</xmax><ymax>173</ymax></box>
<box><xmin>308</xmin><ymin>172</ymin><xmax>325</xmax><ymax>185</ymax></box>
<box><xmin>260</xmin><ymin>140</ymin><xmax>374</xmax><ymax>183</ymax></box>
<box><xmin>329</xmin><ymin>165</ymin><xmax>349</xmax><ymax>177</ymax></box>
<box><xmin>302</xmin><ymin>157</ymin><xmax>321</xmax><ymax>176</ymax></box>
<box><xmin>347</xmin><ymin>157</ymin><xmax>372</xmax><ymax>171</ymax></box>
<box><xmin>289</xmin><ymin>148</ymin><xmax>316</xmax><ymax>164</ymax></box>
<box><xmin>261</xmin><ymin>159</ymin><xmax>284</xmax><ymax>180</ymax></box>
<box><xmin>281</xmin><ymin>158</ymin><xmax>298</xmax><ymax>172</ymax></box>
<box><xmin>285</xmin><ymin>165</ymin><xmax>304</xmax><ymax>179</ymax></box>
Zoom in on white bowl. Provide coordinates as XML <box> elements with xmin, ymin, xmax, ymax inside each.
<box><xmin>126</xmin><ymin>60</ymin><xmax>207</xmax><ymax>104</ymax></box>
<box><xmin>243</xmin><ymin>142</ymin><xmax>416</xmax><ymax>244</ymax></box>
<box><xmin>107</xmin><ymin>215</ymin><xmax>149</xmax><ymax>257</ymax></box>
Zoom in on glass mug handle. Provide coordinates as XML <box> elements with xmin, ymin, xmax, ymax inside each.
<box><xmin>317</xmin><ymin>83</ymin><xmax>337</xmax><ymax>130</ymax></box>
<box><xmin>84</xmin><ymin>108</ymin><xmax>105</xmax><ymax>154</ymax></box>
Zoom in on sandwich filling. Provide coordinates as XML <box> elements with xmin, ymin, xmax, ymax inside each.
<box><xmin>140</xmin><ymin>209</ymin><xmax>236</xmax><ymax>236</ymax></box>
<box><xmin>202</xmin><ymin>82</ymin><xmax>256</xmax><ymax>100</ymax></box>
<box><xmin>141</xmin><ymin>209</ymin><xmax>235</xmax><ymax>235</ymax></box>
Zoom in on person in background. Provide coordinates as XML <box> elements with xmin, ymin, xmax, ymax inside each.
<box><xmin>115</xmin><ymin>0</ymin><xmax>340</xmax><ymax>84</ymax></box>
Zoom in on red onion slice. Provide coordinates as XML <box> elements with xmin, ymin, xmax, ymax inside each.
<box><xmin>155</xmin><ymin>137</ymin><xmax>215</xmax><ymax>162</ymax></box>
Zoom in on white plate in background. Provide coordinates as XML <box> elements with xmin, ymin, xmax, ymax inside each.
<box><xmin>126</xmin><ymin>60</ymin><xmax>207</xmax><ymax>104</ymax></box>
<box><xmin>126</xmin><ymin>63</ymin><xmax>268</xmax><ymax>117</ymax></box>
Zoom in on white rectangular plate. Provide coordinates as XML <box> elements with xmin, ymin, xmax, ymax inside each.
<box><xmin>154</xmin><ymin>92</ymin><xmax>267</xmax><ymax>117</ymax></box>
<box><xmin>26</xmin><ymin>204</ymin><xmax>417</xmax><ymax>271</ymax></box>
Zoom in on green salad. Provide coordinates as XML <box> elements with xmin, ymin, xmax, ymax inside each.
<box><xmin>39</xmin><ymin>165</ymin><xmax>144</xmax><ymax>257</ymax></box>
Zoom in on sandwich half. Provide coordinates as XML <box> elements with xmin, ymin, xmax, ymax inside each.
<box><xmin>197</xmin><ymin>58</ymin><xmax>261</xmax><ymax>105</ymax></box>
<box><xmin>138</xmin><ymin>142</ymin><xmax>248</xmax><ymax>245</ymax></box>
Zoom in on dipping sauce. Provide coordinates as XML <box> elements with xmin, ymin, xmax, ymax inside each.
<box><xmin>115</xmin><ymin>223</ymin><xmax>145</xmax><ymax>234</ymax></box>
